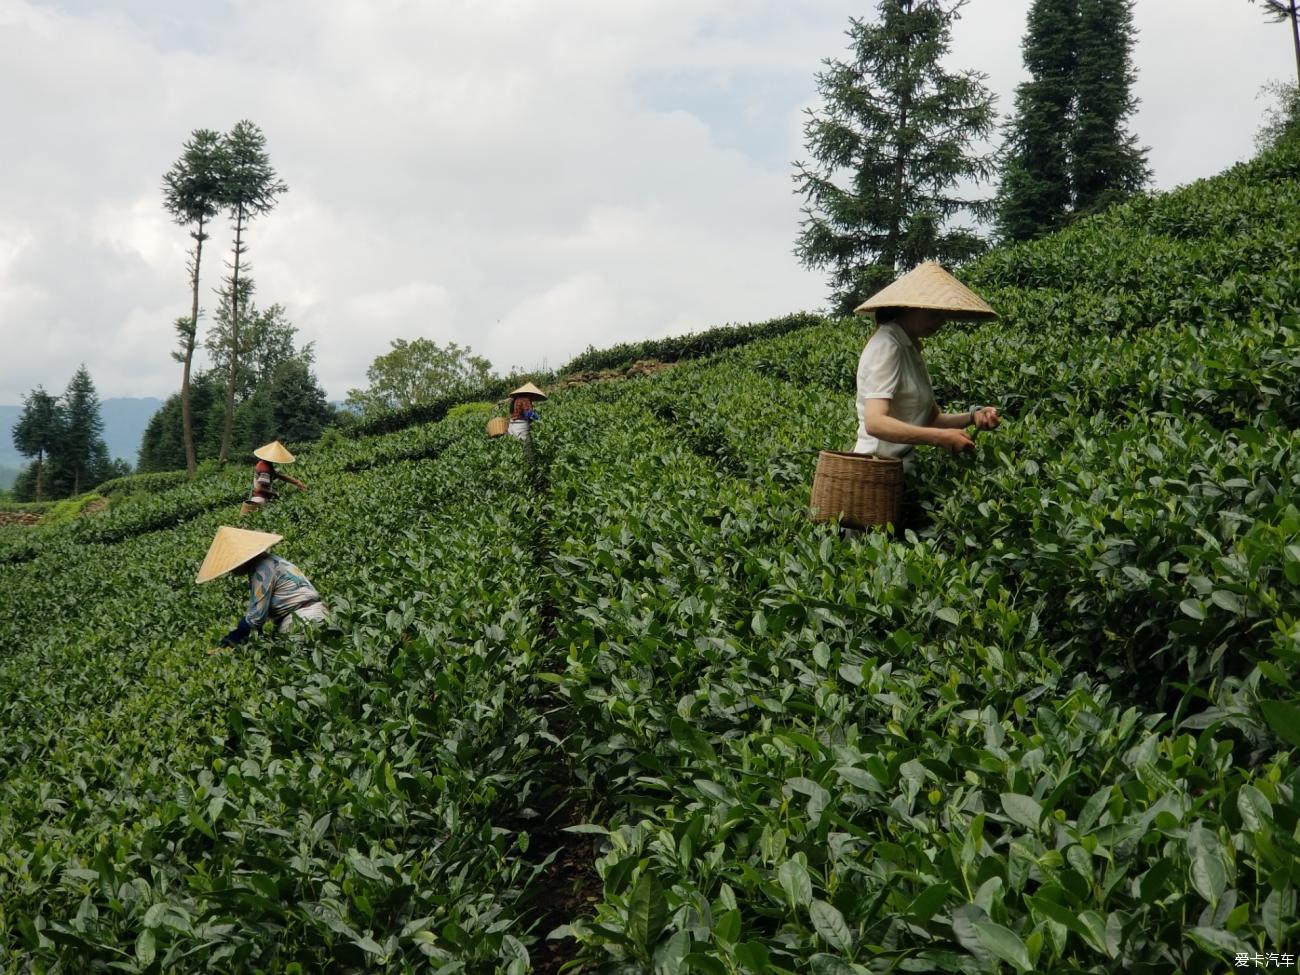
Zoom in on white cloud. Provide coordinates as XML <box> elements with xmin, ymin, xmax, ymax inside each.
<box><xmin>0</xmin><ymin>0</ymin><xmax>1287</xmax><ymax>408</ymax></box>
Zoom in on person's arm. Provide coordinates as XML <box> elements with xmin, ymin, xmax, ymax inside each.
<box><xmin>276</xmin><ymin>471</ymin><xmax>308</xmax><ymax>490</ymax></box>
<box><xmin>228</xmin><ymin>561</ymin><xmax>276</xmax><ymax>644</ymax></box>
<box><xmin>930</xmin><ymin>405</ymin><xmax>1001</xmax><ymax>430</ymax></box>
<box><xmin>219</xmin><ymin>618</ymin><xmax>252</xmax><ymax>647</ymax></box>
<box><xmin>866</xmin><ymin>398</ymin><xmax>974</xmax><ymax>452</ymax></box>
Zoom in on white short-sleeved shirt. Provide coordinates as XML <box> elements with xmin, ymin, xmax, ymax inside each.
<box><xmin>853</xmin><ymin>320</ymin><xmax>936</xmax><ymax>463</ymax></box>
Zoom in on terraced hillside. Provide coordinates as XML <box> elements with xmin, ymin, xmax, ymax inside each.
<box><xmin>2</xmin><ymin>141</ymin><xmax>1299</xmax><ymax>973</ymax></box>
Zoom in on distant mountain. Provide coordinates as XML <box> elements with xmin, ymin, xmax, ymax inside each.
<box><xmin>0</xmin><ymin>397</ymin><xmax>162</xmax><ymax>470</ymax></box>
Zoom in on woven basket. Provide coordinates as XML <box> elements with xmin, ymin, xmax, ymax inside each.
<box><xmin>486</xmin><ymin>416</ymin><xmax>509</xmax><ymax>438</ymax></box>
<box><xmin>809</xmin><ymin>451</ymin><xmax>904</xmax><ymax>529</ymax></box>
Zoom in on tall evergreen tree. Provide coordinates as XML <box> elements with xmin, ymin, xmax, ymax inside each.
<box><xmin>59</xmin><ymin>365</ymin><xmax>109</xmax><ymax>496</ymax></box>
<box><xmin>995</xmin><ymin>0</ymin><xmax>1076</xmax><ymax>240</ymax></box>
<box><xmin>161</xmin><ymin>128</ymin><xmax>225</xmax><ymax>480</ymax></box>
<box><xmin>215</xmin><ymin>120</ymin><xmax>287</xmax><ymax>463</ymax></box>
<box><xmin>1071</xmin><ymin>0</ymin><xmax>1149</xmax><ymax>217</ymax></box>
<box><xmin>794</xmin><ymin>0</ymin><xmax>997</xmax><ymax>314</ymax></box>
<box><xmin>11</xmin><ymin>387</ymin><xmax>64</xmax><ymax>502</ymax></box>
<box><xmin>270</xmin><ymin>359</ymin><xmax>335</xmax><ymax>444</ymax></box>
<box><xmin>996</xmin><ymin>0</ymin><xmax>1148</xmax><ymax>239</ymax></box>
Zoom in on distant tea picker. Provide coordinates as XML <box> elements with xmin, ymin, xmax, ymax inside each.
<box><xmin>853</xmin><ymin>262</ymin><xmax>1002</xmax><ymax>468</ymax></box>
<box><xmin>811</xmin><ymin>262</ymin><xmax>1006</xmax><ymax>532</ymax></box>
<box><xmin>506</xmin><ymin>382</ymin><xmax>547</xmax><ymax>441</ymax></box>
<box><xmin>196</xmin><ymin>526</ymin><xmax>328</xmax><ymax>654</ymax></box>
<box><xmin>242</xmin><ymin>440</ymin><xmax>308</xmax><ymax>515</ymax></box>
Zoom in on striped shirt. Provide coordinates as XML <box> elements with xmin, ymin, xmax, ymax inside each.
<box><xmin>245</xmin><ymin>554</ymin><xmax>321</xmax><ymax>627</ymax></box>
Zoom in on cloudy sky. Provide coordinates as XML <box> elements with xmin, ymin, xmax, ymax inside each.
<box><xmin>0</xmin><ymin>0</ymin><xmax>1287</xmax><ymax>404</ymax></box>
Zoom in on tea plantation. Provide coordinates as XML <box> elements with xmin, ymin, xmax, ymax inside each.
<box><xmin>2</xmin><ymin>142</ymin><xmax>1299</xmax><ymax>973</ymax></box>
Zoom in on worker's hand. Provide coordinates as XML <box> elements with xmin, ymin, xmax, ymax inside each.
<box><xmin>299</xmin><ymin>483</ymin><xmax>309</xmax><ymax>492</ymax></box>
<box><xmin>934</xmin><ymin>428</ymin><xmax>976</xmax><ymax>454</ymax></box>
<box><xmin>974</xmin><ymin>406</ymin><xmax>1001</xmax><ymax>431</ymax></box>
<box><xmin>207</xmin><ymin>646</ymin><xmax>227</xmax><ymax>656</ymax></box>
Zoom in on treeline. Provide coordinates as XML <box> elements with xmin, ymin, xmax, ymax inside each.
<box><xmin>10</xmin><ymin>366</ymin><xmax>127</xmax><ymax>501</ymax></box>
<box><xmin>137</xmin><ymin>302</ymin><xmax>334</xmax><ymax>472</ymax></box>
<box><xmin>794</xmin><ymin>0</ymin><xmax>1145</xmax><ymax>311</ymax></box>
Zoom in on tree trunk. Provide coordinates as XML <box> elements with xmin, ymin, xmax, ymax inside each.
<box><xmin>219</xmin><ymin>208</ymin><xmax>245</xmax><ymax>463</ymax></box>
<box><xmin>1291</xmin><ymin>0</ymin><xmax>1300</xmax><ymax>88</ymax></box>
<box><xmin>182</xmin><ymin>217</ymin><xmax>204</xmax><ymax>479</ymax></box>
<box><xmin>889</xmin><ymin>1</ymin><xmax>914</xmax><ymax>272</ymax></box>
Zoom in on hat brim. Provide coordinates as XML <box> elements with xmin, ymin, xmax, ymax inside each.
<box><xmin>853</xmin><ymin>262</ymin><xmax>997</xmax><ymax>320</ymax></box>
<box><xmin>196</xmin><ymin>527</ymin><xmax>283</xmax><ymax>583</ymax></box>
<box><xmin>253</xmin><ymin>441</ymin><xmax>296</xmax><ymax>464</ymax></box>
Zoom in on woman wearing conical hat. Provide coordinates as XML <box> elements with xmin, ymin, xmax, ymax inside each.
<box><xmin>853</xmin><ymin>262</ymin><xmax>1002</xmax><ymax>470</ymax></box>
<box><xmin>506</xmin><ymin>382</ymin><xmax>547</xmax><ymax>441</ymax></box>
<box><xmin>242</xmin><ymin>440</ymin><xmax>308</xmax><ymax>515</ymax></box>
<box><xmin>196</xmin><ymin>526</ymin><xmax>328</xmax><ymax>653</ymax></box>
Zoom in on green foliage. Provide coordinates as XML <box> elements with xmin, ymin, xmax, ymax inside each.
<box><xmin>1256</xmin><ymin>79</ymin><xmax>1300</xmax><ymax>151</ymax></box>
<box><xmin>445</xmin><ymin>401</ymin><xmax>495</xmax><ymax>420</ymax></box>
<box><xmin>140</xmin><ymin>311</ymin><xmax>329</xmax><ymax>473</ymax></box>
<box><xmin>5</xmin><ymin>139</ymin><xmax>1300</xmax><ymax>971</ymax></box>
<box><xmin>997</xmin><ymin>0</ymin><xmax>1149</xmax><ymax>240</ymax></box>
<box><xmin>343</xmin><ymin>313</ymin><xmax>823</xmax><ymax>439</ymax></box>
<box><xmin>560</xmin><ymin>313</ymin><xmax>825</xmax><ymax>374</ymax></box>
<box><xmin>11</xmin><ymin>385</ymin><xmax>62</xmax><ymax>501</ymax></box>
<box><xmin>11</xmin><ymin>367</ymin><xmax>116</xmax><ymax>501</ymax></box>
<box><xmin>39</xmin><ymin>493</ymin><xmax>107</xmax><ymax>528</ymax></box>
<box><xmin>345</xmin><ymin>338</ymin><xmax>497</xmax><ymax>418</ymax></box>
<box><xmin>794</xmin><ymin>0</ymin><xmax>997</xmax><ymax>313</ymax></box>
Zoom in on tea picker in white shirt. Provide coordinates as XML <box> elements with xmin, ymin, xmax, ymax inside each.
<box><xmin>852</xmin><ymin>262</ymin><xmax>1002</xmax><ymax>470</ymax></box>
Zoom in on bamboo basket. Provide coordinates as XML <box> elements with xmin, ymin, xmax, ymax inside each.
<box><xmin>486</xmin><ymin>416</ymin><xmax>509</xmax><ymax>438</ymax></box>
<box><xmin>809</xmin><ymin>451</ymin><xmax>903</xmax><ymax>529</ymax></box>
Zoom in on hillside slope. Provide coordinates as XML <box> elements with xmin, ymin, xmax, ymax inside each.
<box><xmin>1</xmin><ymin>144</ymin><xmax>1298</xmax><ymax>972</ymax></box>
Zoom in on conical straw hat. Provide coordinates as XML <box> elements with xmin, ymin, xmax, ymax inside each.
<box><xmin>508</xmin><ymin>382</ymin><xmax>548</xmax><ymax>401</ymax></box>
<box><xmin>253</xmin><ymin>441</ymin><xmax>295</xmax><ymax>464</ymax></box>
<box><xmin>853</xmin><ymin>262</ymin><xmax>997</xmax><ymax>320</ymax></box>
<box><xmin>196</xmin><ymin>526</ymin><xmax>283</xmax><ymax>583</ymax></box>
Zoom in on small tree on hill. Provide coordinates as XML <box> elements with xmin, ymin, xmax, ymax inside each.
<box><xmin>346</xmin><ymin>339</ymin><xmax>496</xmax><ymax>416</ymax></box>
<box><xmin>59</xmin><ymin>365</ymin><xmax>110</xmax><ymax>496</ymax></box>
<box><xmin>12</xmin><ymin>387</ymin><xmax>64</xmax><ymax>502</ymax></box>
<box><xmin>794</xmin><ymin>0</ymin><xmax>997</xmax><ymax>313</ymax></box>
<box><xmin>271</xmin><ymin>359</ymin><xmax>335</xmax><ymax>443</ymax></box>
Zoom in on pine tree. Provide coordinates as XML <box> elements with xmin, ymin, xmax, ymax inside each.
<box><xmin>995</xmin><ymin>0</ymin><xmax>1076</xmax><ymax>240</ymax></box>
<box><xmin>794</xmin><ymin>0</ymin><xmax>996</xmax><ymax>314</ymax></box>
<box><xmin>996</xmin><ymin>0</ymin><xmax>1148</xmax><ymax>239</ymax></box>
<box><xmin>1071</xmin><ymin>0</ymin><xmax>1150</xmax><ymax>217</ymax></box>
<box><xmin>11</xmin><ymin>387</ymin><xmax>64</xmax><ymax>502</ymax></box>
<box><xmin>59</xmin><ymin>365</ymin><xmax>109</xmax><ymax>496</ymax></box>
<box><xmin>270</xmin><ymin>359</ymin><xmax>335</xmax><ymax>444</ymax></box>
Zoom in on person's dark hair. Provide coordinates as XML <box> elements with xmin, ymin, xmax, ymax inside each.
<box><xmin>871</xmin><ymin>306</ymin><xmax>905</xmax><ymax>323</ymax></box>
